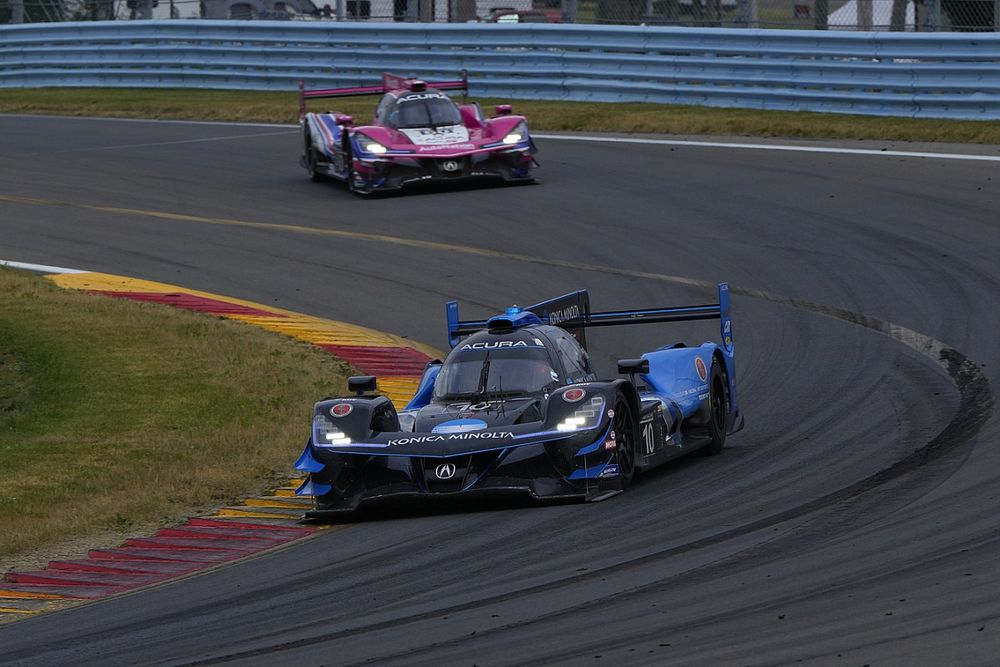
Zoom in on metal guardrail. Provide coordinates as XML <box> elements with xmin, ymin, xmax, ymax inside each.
<box><xmin>1</xmin><ymin>21</ymin><xmax>998</xmax><ymax>119</ymax></box>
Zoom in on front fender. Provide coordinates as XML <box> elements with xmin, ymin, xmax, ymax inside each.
<box><xmin>304</xmin><ymin>113</ymin><xmax>345</xmax><ymax>158</ymax></box>
<box><xmin>352</xmin><ymin>126</ymin><xmax>394</xmax><ymax>146</ymax></box>
<box><xmin>641</xmin><ymin>345</ymin><xmax>716</xmax><ymax>419</ymax></box>
<box><xmin>541</xmin><ymin>382</ymin><xmax>624</xmax><ymax>435</ymax></box>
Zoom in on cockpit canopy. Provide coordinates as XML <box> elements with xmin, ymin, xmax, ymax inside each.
<box><xmin>390</xmin><ymin>90</ymin><xmax>462</xmax><ymax>129</ymax></box>
<box><xmin>433</xmin><ymin>329</ymin><xmax>560</xmax><ymax>401</ymax></box>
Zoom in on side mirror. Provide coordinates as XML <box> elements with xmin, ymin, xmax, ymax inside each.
<box><xmin>617</xmin><ymin>358</ymin><xmax>649</xmax><ymax>375</ymax></box>
<box><xmin>494</xmin><ymin>104</ymin><xmax>513</xmax><ymax>116</ymax></box>
<box><xmin>348</xmin><ymin>375</ymin><xmax>377</xmax><ymax>395</ymax></box>
<box><xmin>333</xmin><ymin>113</ymin><xmax>354</xmax><ymax>126</ymax></box>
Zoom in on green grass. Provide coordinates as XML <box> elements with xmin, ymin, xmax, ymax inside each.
<box><xmin>2</xmin><ymin>87</ymin><xmax>999</xmax><ymax>144</ymax></box>
<box><xmin>0</xmin><ymin>267</ymin><xmax>346</xmax><ymax>561</ymax></box>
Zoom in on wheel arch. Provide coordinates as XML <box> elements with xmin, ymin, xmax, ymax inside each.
<box><xmin>610</xmin><ymin>378</ymin><xmax>641</xmax><ymax>431</ymax></box>
<box><xmin>711</xmin><ymin>348</ymin><xmax>732</xmax><ymax>410</ymax></box>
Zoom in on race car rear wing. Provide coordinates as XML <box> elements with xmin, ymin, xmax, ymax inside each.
<box><xmin>447</xmin><ymin>283</ymin><xmax>733</xmax><ymax>354</ymax></box>
<box><xmin>298</xmin><ymin>70</ymin><xmax>469</xmax><ymax>116</ymax></box>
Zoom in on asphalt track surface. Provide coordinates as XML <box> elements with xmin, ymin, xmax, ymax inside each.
<box><xmin>1</xmin><ymin>115</ymin><xmax>998</xmax><ymax>666</ymax></box>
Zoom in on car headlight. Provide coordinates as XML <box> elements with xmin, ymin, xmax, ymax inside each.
<box><xmin>356</xmin><ymin>134</ymin><xmax>388</xmax><ymax>155</ymax></box>
<box><xmin>555</xmin><ymin>394</ymin><xmax>605</xmax><ymax>432</ymax></box>
<box><xmin>314</xmin><ymin>413</ymin><xmax>353</xmax><ymax>446</ymax></box>
<box><xmin>502</xmin><ymin>122</ymin><xmax>528</xmax><ymax>145</ymax></box>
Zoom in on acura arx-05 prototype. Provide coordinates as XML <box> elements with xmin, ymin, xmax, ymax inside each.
<box><xmin>299</xmin><ymin>71</ymin><xmax>537</xmax><ymax>195</ymax></box>
<box><xmin>295</xmin><ymin>284</ymin><xmax>744</xmax><ymax>517</ymax></box>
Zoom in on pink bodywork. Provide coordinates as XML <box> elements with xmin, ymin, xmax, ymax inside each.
<box><xmin>352</xmin><ymin>109</ymin><xmax>528</xmax><ymax>159</ymax></box>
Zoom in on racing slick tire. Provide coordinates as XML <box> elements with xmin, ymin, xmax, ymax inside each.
<box><xmin>347</xmin><ymin>165</ymin><xmax>360</xmax><ymax>194</ymax></box>
<box><xmin>346</xmin><ymin>159</ymin><xmax>369</xmax><ymax>197</ymax></box>
<box><xmin>613</xmin><ymin>394</ymin><xmax>638</xmax><ymax>488</ymax></box>
<box><xmin>700</xmin><ymin>360</ymin><xmax>728</xmax><ymax>456</ymax></box>
<box><xmin>305</xmin><ymin>138</ymin><xmax>324</xmax><ymax>183</ymax></box>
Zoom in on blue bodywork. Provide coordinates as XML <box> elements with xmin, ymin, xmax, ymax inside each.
<box><xmin>295</xmin><ymin>282</ymin><xmax>742</xmax><ymax>516</ymax></box>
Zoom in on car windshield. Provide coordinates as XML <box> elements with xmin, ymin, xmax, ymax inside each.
<box><xmin>433</xmin><ymin>348</ymin><xmax>559</xmax><ymax>400</ymax></box>
<box><xmin>395</xmin><ymin>97</ymin><xmax>462</xmax><ymax>129</ymax></box>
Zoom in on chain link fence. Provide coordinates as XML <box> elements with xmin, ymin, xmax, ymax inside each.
<box><xmin>1</xmin><ymin>0</ymin><xmax>996</xmax><ymax>29</ymax></box>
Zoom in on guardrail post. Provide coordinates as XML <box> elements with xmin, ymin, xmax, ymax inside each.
<box><xmin>336</xmin><ymin>0</ymin><xmax>344</xmax><ymax>19</ymax></box>
<box><xmin>565</xmin><ymin>0</ymin><xmax>578</xmax><ymax>22</ymax></box>
<box><xmin>739</xmin><ymin>0</ymin><xmax>758</xmax><ymax>27</ymax></box>
<box><xmin>995</xmin><ymin>0</ymin><xmax>999</xmax><ymax>30</ymax></box>
<box><xmin>815</xmin><ymin>0</ymin><xmax>829</xmax><ymax>29</ymax></box>
<box><xmin>10</xmin><ymin>0</ymin><xmax>24</xmax><ymax>22</ymax></box>
<box><xmin>858</xmin><ymin>0</ymin><xmax>872</xmax><ymax>29</ymax></box>
<box><xmin>927</xmin><ymin>0</ymin><xmax>941</xmax><ymax>30</ymax></box>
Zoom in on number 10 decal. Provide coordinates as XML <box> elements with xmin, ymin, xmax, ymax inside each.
<box><xmin>642</xmin><ymin>422</ymin><xmax>656</xmax><ymax>455</ymax></box>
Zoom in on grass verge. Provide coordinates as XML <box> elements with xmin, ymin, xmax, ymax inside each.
<box><xmin>2</xmin><ymin>87</ymin><xmax>999</xmax><ymax>144</ymax></box>
<box><xmin>0</xmin><ymin>267</ymin><xmax>345</xmax><ymax>563</ymax></box>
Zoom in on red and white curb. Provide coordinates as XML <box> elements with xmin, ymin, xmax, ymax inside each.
<box><xmin>0</xmin><ymin>260</ymin><xmax>442</xmax><ymax>622</ymax></box>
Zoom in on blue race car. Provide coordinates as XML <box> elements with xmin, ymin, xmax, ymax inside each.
<box><xmin>295</xmin><ymin>284</ymin><xmax>744</xmax><ymax>518</ymax></box>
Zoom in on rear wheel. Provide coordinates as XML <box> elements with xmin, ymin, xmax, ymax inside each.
<box><xmin>701</xmin><ymin>360</ymin><xmax>728</xmax><ymax>456</ymax></box>
<box><xmin>612</xmin><ymin>395</ymin><xmax>637</xmax><ymax>488</ymax></box>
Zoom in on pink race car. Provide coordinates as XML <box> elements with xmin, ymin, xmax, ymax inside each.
<box><xmin>299</xmin><ymin>72</ymin><xmax>538</xmax><ymax>195</ymax></box>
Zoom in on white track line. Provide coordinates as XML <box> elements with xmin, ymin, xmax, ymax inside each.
<box><xmin>4</xmin><ymin>113</ymin><xmax>998</xmax><ymax>162</ymax></box>
<box><xmin>0</xmin><ymin>260</ymin><xmax>87</xmax><ymax>274</ymax></box>
<box><xmin>0</xmin><ymin>113</ymin><xmax>290</xmax><ymax>129</ymax></box>
<box><xmin>79</xmin><ymin>130</ymin><xmax>295</xmax><ymax>152</ymax></box>
<box><xmin>532</xmin><ymin>134</ymin><xmax>1000</xmax><ymax>163</ymax></box>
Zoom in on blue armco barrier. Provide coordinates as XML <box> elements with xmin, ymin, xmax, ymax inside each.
<box><xmin>1</xmin><ymin>21</ymin><xmax>998</xmax><ymax>119</ymax></box>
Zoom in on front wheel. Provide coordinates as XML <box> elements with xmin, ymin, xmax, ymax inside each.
<box><xmin>612</xmin><ymin>395</ymin><xmax>638</xmax><ymax>488</ymax></box>
<box><xmin>347</xmin><ymin>164</ymin><xmax>359</xmax><ymax>193</ymax></box>
<box><xmin>346</xmin><ymin>157</ymin><xmax>369</xmax><ymax>196</ymax></box>
<box><xmin>700</xmin><ymin>360</ymin><xmax>728</xmax><ymax>456</ymax></box>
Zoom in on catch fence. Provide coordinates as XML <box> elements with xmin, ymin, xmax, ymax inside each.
<box><xmin>2</xmin><ymin>0</ymin><xmax>998</xmax><ymax>30</ymax></box>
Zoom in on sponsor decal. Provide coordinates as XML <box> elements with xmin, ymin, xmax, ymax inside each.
<box><xmin>388</xmin><ymin>431</ymin><xmax>514</xmax><ymax>447</ymax></box>
<box><xmin>599</xmin><ymin>464</ymin><xmax>620</xmax><ymax>478</ymax></box>
<box><xmin>563</xmin><ymin>387</ymin><xmax>586</xmax><ymax>403</ymax></box>
<box><xmin>435</xmin><ymin>463</ymin><xmax>457</xmax><ymax>479</ymax></box>
<box><xmin>548</xmin><ymin>305</ymin><xmax>581</xmax><ymax>325</ymax></box>
<box><xmin>460</xmin><ymin>340</ymin><xmax>543</xmax><ymax>351</ymax></box>
<box><xmin>604</xmin><ymin>437</ymin><xmax>617</xmax><ymax>451</ymax></box>
<box><xmin>695</xmin><ymin>356</ymin><xmax>709</xmax><ymax>383</ymax></box>
<box><xmin>330</xmin><ymin>403</ymin><xmax>353</xmax><ymax>418</ymax></box>
<box><xmin>417</xmin><ymin>143</ymin><xmax>477</xmax><ymax>152</ymax></box>
<box><xmin>401</xmin><ymin>125</ymin><xmax>471</xmax><ymax>147</ymax></box>
<box><xmin>432</xmin><ymin>419</ymin><xmax>488</xmax><ymax>434</ymax></box>
<box><xmin>398</xmin><ymin>92</ymin><xmax>447</xmax><ymax>102</ymax></box>
<box><xmin>608</xmin><ymin>409</ymin><xmax>615</xmax><ymax>418</ymax></box>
